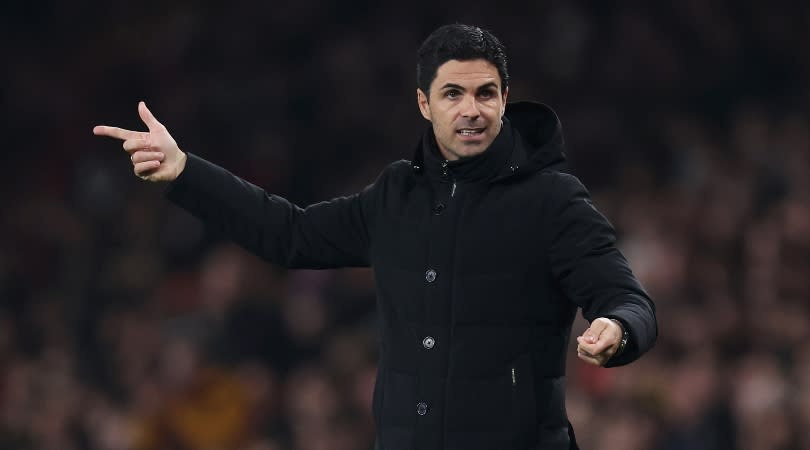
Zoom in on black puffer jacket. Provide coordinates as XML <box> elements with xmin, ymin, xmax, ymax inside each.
<box><xmin>166</xmin><ymin>101</ymin><xmax>658</xmax><ymax>450</ymax></box>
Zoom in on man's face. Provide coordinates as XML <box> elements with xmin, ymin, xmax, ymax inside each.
<box><xmin>417</xmin><ymin>59</ymin><xmax>508</xmax><ymax>161</ymax></box>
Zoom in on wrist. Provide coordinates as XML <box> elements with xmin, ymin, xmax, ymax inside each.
<box><xmin>610</xmin><ymin>319</ymin><xmax>629</xmax><ymax>358</ymax></box>
<box><xmin>174</xmin><ymin>151</ymin><xmax>188</xmax><ymax>180</ymax></box>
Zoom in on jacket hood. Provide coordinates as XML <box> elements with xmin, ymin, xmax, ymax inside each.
<box><xmin>504</xmin><ymin>101</ymin><xmax>567</xmax><ymax>173</ymax></box>
<box><xmin>411</xmin><ymin>101</ymin><xmax>567</xmax><ymax>182</ymax></box>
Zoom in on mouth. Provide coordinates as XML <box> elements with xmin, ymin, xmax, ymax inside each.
<box><xmin>456</xmin><ymin>127</ymin><xmax>486</xmax><ymax>138</ymax></box>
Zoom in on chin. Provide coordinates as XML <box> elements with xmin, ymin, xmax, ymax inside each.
<box><xmin>457</xmin><ymin>142</ymin><xmax>489</xmax><ymax>157</ymax></box>
<box><xmin>452</xmin><ymin>150</ymin><xmax>483</xmax><ymax>160</ymax></box>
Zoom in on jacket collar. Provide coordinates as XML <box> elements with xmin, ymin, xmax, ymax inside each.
<box><xmin>411</xmin><ymin>101</ymin><xmax>567</xmax><ymax>183</ymax></box>
<box><xmin>416</xmin><ymin>117</ymin><xmax>515</xmax><ymax>183</ymax></box>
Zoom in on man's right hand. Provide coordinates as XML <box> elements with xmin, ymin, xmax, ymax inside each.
<box><xmin>93</xmin><ymin>101</ymin><xmax>187</xmax><ymax>182</ymax></box>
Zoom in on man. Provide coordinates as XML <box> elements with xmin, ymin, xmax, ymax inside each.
<box><xmin>94</xmin><ymin>24</ymin><xmax>657</xmax><ymax>450</ymax></box>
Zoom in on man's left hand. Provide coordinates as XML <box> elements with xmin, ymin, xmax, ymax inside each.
<box><xmin>576</xmin><ymin>318</ymin><xmax>623</xmax><ymax>366</ymax></box>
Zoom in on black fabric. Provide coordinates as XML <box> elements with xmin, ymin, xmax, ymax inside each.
<box><xmin>420</xmin><ymin>115</ymin><xmax>515</xmax><ymax>184</ymax></box>
<box><xmin>166</xmin><ymin>101</ymin><xmax>657</xmax><ymax>450</ymax></box>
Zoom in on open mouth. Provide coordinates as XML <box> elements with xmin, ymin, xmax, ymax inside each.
<box><xmin>456</xmin><ymin>127</ymin><xmax>486</xmax><ymax>137</ymax></box>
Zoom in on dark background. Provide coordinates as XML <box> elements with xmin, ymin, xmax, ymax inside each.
<box><xmin>2</xmin><ymin>1</ymin><xmax>810</xmax><ymax>449</ymax></box>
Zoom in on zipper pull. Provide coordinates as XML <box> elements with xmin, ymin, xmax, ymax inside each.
<box><xmin>450</xmin><ymin>181</ymin><xmax>457</xmax><ymax>198</ymax></box>
<box><xmin>511</xmin><ymin>367</ymin><xmax>516</xmax><ymax>386</ymax></box>
<box><xmin>441</xmin><ymin>161</ymin><xmax>449</xmax><ymax>177</ymax></box>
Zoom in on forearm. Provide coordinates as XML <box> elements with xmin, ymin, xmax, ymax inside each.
<box><xmin>165</xmin><ymin>153</ymin><xmax>371</xmax><ymax>268</ymax></box>
<box><xmin>547</xmin><ymin>172</ymin><xmax>658</xmax><ymax>366</ymax></box>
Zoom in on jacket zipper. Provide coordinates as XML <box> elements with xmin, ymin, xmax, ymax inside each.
<box><xmin>441</xmin><ymin>168</ymin><xmax>462</xmax><ymax>441</ymax></box>
<box><xmin>441</xmin><ymin>160</ymin><xmax>458</xmax><ymax>198</ymax></box>
<box><xmin>511</xmin><ymin>366</ymin><xmax>517</xmax><ymax>386</ymax></box>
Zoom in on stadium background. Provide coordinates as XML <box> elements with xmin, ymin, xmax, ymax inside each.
<box><xmin>2</xmin><ymin>1</ymin><xmax>810</xmax><ymax>449</ymax></box>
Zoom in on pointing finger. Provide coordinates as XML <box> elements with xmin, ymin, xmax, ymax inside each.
<box><xmin>138</xmin><ymin>101</ymin><xmax>164</xmax><ymax>132</ymax></box>
<box><xmin>93</xmin><ymin>126</ymin><xmax>146</xmax><ymax>141</ymax></box>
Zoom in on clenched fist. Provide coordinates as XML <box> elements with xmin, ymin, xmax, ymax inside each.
<box><xmin>93</xmin><ymin>101</ymin><xmax>186</xmax><ymax>182</ymax></box>
<box><xmin>576</xmin><ymin>317</ymin><xmax>625</xmax><ymax>366</ymax></box>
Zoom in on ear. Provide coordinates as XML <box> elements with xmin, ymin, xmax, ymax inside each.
<box><xmin>417</xmin><ymin>89</ymin><xmax>431</xmax><ymax>121</ymax></box>
<box><xmin>501</xmin><ymin>87</ymin><xmax>509</xmax><ymax>117</ymax></box>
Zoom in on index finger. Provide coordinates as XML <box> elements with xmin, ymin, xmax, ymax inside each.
<box><xmin>587</xmin><ymin>337</ymin><xmax>617</xmax><ymax>356</ymax></box>
<box><xmin>576</xmin><ymin>349</ymin><xmax>602</xmax><ymax>366</ymax></box>
<box><xmin>93</xmin><ymin>126</ymin><xmax>146</xmax><ymax>141</ymax></box>
<box><xmin>577</xmin><ymin>331</ymin><xmax>617</xmax><ymax>356</ymax></box>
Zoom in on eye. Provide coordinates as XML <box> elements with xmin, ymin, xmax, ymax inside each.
<box><xmin>444</xmin><ymin>89</ymin><xmax>460</xmax><ymax>99</ymax></box>
<box><xmin>478</xmin><ymin>89</ymin><xmax>495</xmax><ymax>99</ymax></box>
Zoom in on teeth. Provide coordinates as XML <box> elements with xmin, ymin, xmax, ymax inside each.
<box><xmin>458</xmin><ymin>129</ymin><xmax>482</xmax><ymax>136</ymax></box>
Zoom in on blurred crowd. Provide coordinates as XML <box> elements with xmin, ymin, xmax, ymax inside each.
<box><xmin>2</xmin><ymin>1</ymin><xmax>810</xmax><ymax>449</ymax></box>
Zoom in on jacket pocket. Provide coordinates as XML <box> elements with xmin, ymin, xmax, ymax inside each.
<box><xmin>509</xmin><ymin>353</ymin><xmax>539</xmax><ymax>445</ymax></box>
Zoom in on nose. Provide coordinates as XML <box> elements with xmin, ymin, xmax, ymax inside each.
<box><xmin>460</xmin><ymin>94</ymin><xmax>480</xmax><ymax>119</ymax></box>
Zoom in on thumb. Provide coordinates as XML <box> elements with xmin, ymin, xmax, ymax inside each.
<box><xmin>138</xmin><ymin>101</ymin><xmax>163</xmax><ymax>131</ymax></box>
<box><xmin>581</xmin><ymin>327</ymin><xmax>596</xmax><ymax>344</ymax></box>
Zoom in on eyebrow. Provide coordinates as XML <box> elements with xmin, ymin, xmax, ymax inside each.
<box><xmin>440</xmin><ymin>82</ymin><xmax>500</xmax><ymax>92</ymax></box>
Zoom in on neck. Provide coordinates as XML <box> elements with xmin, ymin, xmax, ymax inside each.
<box><xmin>422</xmin><ymin>118</ymin><xmax>514</xmax><ymax>183</ymax></box>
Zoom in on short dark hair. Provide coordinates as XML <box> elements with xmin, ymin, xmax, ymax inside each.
<box><xmin>416</xmin><ymin>24</ymin><xmax>509</xmax><ymax>96</ymax></box>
